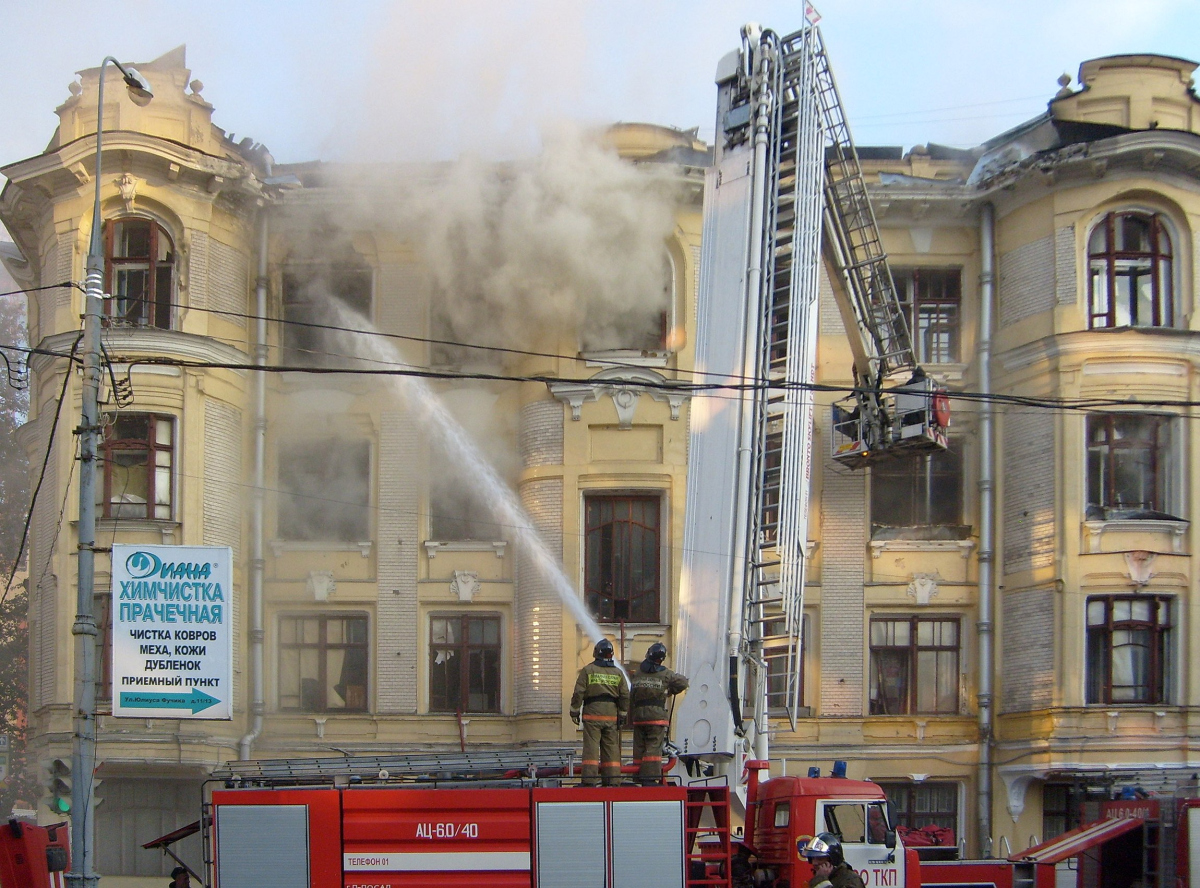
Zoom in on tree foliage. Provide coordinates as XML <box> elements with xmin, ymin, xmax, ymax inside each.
<box><xmin>0</xmin><ymin>271</ymin><xmax>33</xmax><ymax>814</ymax></box>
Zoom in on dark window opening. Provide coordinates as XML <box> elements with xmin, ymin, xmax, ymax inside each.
<box><xmin>429</xmin><ymin>614</ymin><xmax>502</xmax><ymax>713</ymax></box>
<box><xmin>871</xmin><ymin>443</ymin><xmax>963</xmax><ymax>532</ymax></box>
<box><xmin>97</xmin><ymin>413</ymin><xmax>173</xmax><ymax>520</ymax></box>
<box><xmin>1042</xmin><ymin>783</ymin><xmax>1077</xmax><ymax>841</ymax></box>
<box><xmin>1086</xmin><ymin>414</ymin><xmax>1175</xmax><ymax>519</ymax></box>
<box><xmin>893</xmin><ymin>268</ymin><xmax>961</xmax><ymax>364</ymax></box>
<box><xmin>580</xmin><ymin>256</ymin><xmax>672</xmax><ymax>353</ymax></box>
<box><xmin>870</xmin><ymin>616</ymin><xmax>960</xmax><ymax>715</ymax></box>
<box><xmin>1088</xmin><ymin>211</ymin><xmax>1173</xmax><ymax>329</ymax></box>
<box><xmin>278</xmin><ymin>439</ymin><xmax>371</xmax><ymax>542</ymax></box>
<box><xmin>279</xmin><ymin>614</ymin><xmax>369</xmax><ymax>711</ymax></box>
<box><xmin>282</xmin><ymin>259</ymin><xmax>372</xmax><ymax>366</ymax></box>
<box><xmin>105</xmin><ymin>218</ymin><xmax>174</xmax><ymax>330</ymax></box>
<box><xmin>585</xmin><ymin>495</ymin><xmax>661</xmax><ymax>623</ymax></box>
<box><xmin>428</xmin><ymin>449</ymin><xmax>502</xmax><ymax>541</ymax></box>
<box><xmin>1086</xmin><ymin>595</ymin><xmax>1171</xmax><ymax>705</ymax></box>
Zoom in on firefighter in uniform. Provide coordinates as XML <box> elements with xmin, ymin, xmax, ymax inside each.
<box><xmin>798</xmin><ymin>833</ymin><xmax>864</xmax><ymax>888</ymax></box>
<box><xmin>629</xmin><ymin>642</ymin><xmax>688</xmax><ymax>785</ymax></box>
<box><xmin>570</xmin><ymin>639</ymin><xmax>629</xmax><ymax>786</ymax></box>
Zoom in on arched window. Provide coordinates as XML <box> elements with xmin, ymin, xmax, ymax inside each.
<box><xmin>1087</xmin><ymin>211</ymin><xmax>1173</xmax><ymax>329</ymax></box>
<box><xmin>106</xmin><ymin>217</ymin><xmax>175</xmax><ymax>329</ymax></box>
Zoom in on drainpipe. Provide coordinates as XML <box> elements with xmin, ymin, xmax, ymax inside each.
<box><xmin>977</xmin><ymin>202</ymin><xmax>996</xmax><ymax>855</ymax></box>
<box><xmin>239</xmin><ymin>210</ymin><xmax>269</xmax><ymax>760</ymax></box>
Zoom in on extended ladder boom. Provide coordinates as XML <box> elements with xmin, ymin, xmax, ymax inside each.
<box><xmin>674</xmin><ymin>21</ymin><xmax>949</xmax><ymax>789</ymax></box>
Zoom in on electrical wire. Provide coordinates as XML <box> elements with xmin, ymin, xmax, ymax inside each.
<box><xmin>0</xmin><ymin>282</ymin><xmax>81</xmax><ymax>299</ymax></box>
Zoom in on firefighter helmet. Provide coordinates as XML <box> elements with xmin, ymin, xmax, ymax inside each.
<box><xmin>647</xmin><ymin>642</ymin><xmax>668</xmax><ymax>664</ymax></box>
<box><xmin>798</xmin><ymin>832</ymin><xmax>844</xmax><ymax>866</ymax></box>
<box><xmin>593</xmin><ymin>639</ymin><xmax>615</xmax><ymax>660</ymax></box>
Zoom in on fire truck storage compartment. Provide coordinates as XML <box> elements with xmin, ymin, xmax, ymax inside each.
<box><xmin>212</xmin><ymin>789</ymin><xmax>342</xmax><ymax>888</ymax></box>
<box><xmin>343</xmin><ymin>788</ymin><xmax>533</xmax><ymax>886</ymax></box>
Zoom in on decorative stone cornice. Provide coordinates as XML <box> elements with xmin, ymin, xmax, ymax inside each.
<box><xmin>31</xmin><ymin>329</ymin><xmax>250</xmax><ymax>376</ymax></box>
<box><xmin>547</xmin><ymin>367</ymin><xmax>689</xmax><ymax>428</ymax></box>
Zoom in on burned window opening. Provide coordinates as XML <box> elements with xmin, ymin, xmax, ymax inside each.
<box><xmin>429</xmin><ymin>613</ymin><xmax>502</xmax><ymax>713</ymax></box>
<box><xmin>97</xmin><ymin>413</ymin><xmax>174</xmax><ymax>520</ymax></box>
<box><xmin>281</xmin><ymin>259</ymin><xmax>372</xmax><ymax>366</ymax></box>
<box><xmin>278</xmin><ymin>438</ymin><xmax>371</xmax><ymax>542</ymax></box>
<box><xmin>1086</xmin><ymin>413</ymin><xmax>1178</xmax><ymax>520</ymax></box>
<box><xmin>892</xmin><ymin>268</ymin><xmax>961</xmax><ymax>364</ymax></box>
<box><xmin>870</xmin><ymin>442</ymin><xmax>964</xmax><ymax>535</ymax></box>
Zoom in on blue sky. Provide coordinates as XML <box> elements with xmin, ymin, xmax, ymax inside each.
<box><xmin>1</xmin><ymin>0</ymin><xmax>1197</xmax><ymax>169</ymax></box>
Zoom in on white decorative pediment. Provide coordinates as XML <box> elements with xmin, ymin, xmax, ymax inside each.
<box><xmin>906</xmin><ymin>571</ymin><xmax>942</xmax><ymax>605</ymax></box>
<box><xmin>548</xmin><ymin>367</ymin><xmax>689</xmax><ymax>429</ymax></box>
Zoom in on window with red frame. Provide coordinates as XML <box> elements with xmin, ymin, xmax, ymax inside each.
<box><xmin>1088</xmin><ymin>211</ymin><xmax>1173</xmax><ymax>329</ymax></box>
<box><xmin>106</xmin><ymin>218</ymin><xmax>174</xmax><ymax>329</ymax></box>
<box><xmin>1086</xmin><ymin>595</ymin><xmax>1172</xmax><ymax>704</ymax></box>
<box><xmin>584</xmin><ymin>494</ymin><xmax>661</xmax><ymax>623</ymax></box>
<box><xmin>98</xmin><ymin>413</ymin><xmax>173</xmax><ymax>520</ymax></box>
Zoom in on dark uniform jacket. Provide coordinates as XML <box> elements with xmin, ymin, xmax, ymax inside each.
<box><xmin>809</xmin><ymin>862</ymin><xmax>865</xmax><ymax>888</ymax></box>
<box><xmin>629</xmin><ymin>662</ymin><xmax>688</xmax><ymax>725</ymax></box>
<box><xmin>570</xmin><ymin>661</ymin><xmax>629</xmax><ymax>718</ymax></box>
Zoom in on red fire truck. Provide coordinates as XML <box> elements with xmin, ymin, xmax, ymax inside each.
<box><xmin>196</xmin><ymin>751</ymin><xmax>1057</xmax><ymax>888</ymax></box>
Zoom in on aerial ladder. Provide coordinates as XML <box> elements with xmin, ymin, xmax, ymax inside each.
<box><xmin>673</xmin><ymin>20</ymin><xmax>949</xmax><ymax>796</ymax></box>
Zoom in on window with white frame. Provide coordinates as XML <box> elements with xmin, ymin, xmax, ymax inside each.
<box><xmin>892</xmin><ymin>268</ymin><xmax>961</xmax><ymax>364</ymax></box>
<box><xmin>1086</xmin><ymin>595</ymin><xmax>1172</xmax><ymax>705</ymax></box>
<box><xmin>1085</xmin><ymin>413</ymin><xmax>1178</xmax><ymax>519</ymax></box>
<box><xmin>1087</xmin><ymin>211</ymin><xmax>1174</xmax><ymax>329</ymax></box>
<box><xmin>97</xmin><ymin>413</ymin><xmax>173</xmax><ymax>520</ymax></box>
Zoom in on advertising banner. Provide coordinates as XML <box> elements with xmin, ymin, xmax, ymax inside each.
<box><xmin>111</xmin><ymin>544</ymin><xmax>233</xmax><ymax>719</ymax></box>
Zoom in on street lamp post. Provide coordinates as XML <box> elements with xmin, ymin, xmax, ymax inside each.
<box><xmin>70</xmin><ymin>57</ymin><xmax>152</xmax><ymax>888</ymax></box>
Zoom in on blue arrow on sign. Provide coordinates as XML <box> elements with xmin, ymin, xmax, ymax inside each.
<box><xmin>120</xmin><ymin>688</ymin><xmax>220</xmax><ymax>714</ymax></box>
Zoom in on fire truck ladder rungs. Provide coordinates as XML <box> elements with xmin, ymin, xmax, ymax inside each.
<box><xmin>685</xmin><ymin>785</ymin><xmax>732</xmax><ymax>888</ymax></box>
<box><xmin>740</xmin><ymin>26</ymin><xmax>824</xmax><ymax>734</ymax></box>
<box><xmin>211</xmin><ymin>748</ymin><xmax>581</xmax><ymax>784</ymax></box>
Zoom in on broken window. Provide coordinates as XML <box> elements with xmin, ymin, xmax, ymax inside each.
<box><xmin>278</xmin><ymin>439</ymin><xmax>371</xmax><ymax>541</ymax></box>
<box><xmin>1088</xmin><ymin>211</ymin><xmax>1173</xmax><ymax>329</ymax></box>
<box><xmin>428</xmin><ymin>449</ymin><xmax>503</xmax><ymax>540</ymax></box>
<box><xmin>429</xmin><ymin>614</ymin><xmax>501</xmax><ymax>713</ymax></box>
<box><xmin>1086</xmin><ymin>413</ymin><xmax>1176</xmax><ymax>518</ymax></box>
<box><xmin>584</xmin><ymin>494</ymin><xmax>661</xmax><ymax>623</ymax></box>
<box><xmin>281</xmin><ymin>257</ymin><xmax>372</xmax><ymax>366</ymax></box>
<box><xmin>279</xmin><ymin>614</ymin><xmax>369</xmax><ymax>711</ymax></box>
<box><xmin>869</xmin><ymin>616</ymin><xmax>960</xmax><ymax>715</ymax></box>
<box><xmin>580</xmin><ymin>255</ymin><xmax>672</xmax><ymax>354</ymax></box>
<box><xmin>893</xmin><ymin>268</ymin><xmax>961</xmax><ymax>364</ymax></box>
<box><xmin>870</xmin><ymin>443</ymin><xmax>963</xmax><ymax>532</ymax></box>
<box><xmin>97</xmin><ymin>413</ymin><xmax>174</xmax><ymax>520</ymax></box>
<box><xmin>106</xmin><ymin>218</ymin><xmax>174</xmax><ymax>329</ymax></box>
<box><xmin>1086</xmin><ymin>595</ymin><xmax>1171</xmax><ymax>705</ymax></box>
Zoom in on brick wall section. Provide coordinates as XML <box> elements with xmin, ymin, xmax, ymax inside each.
<box><xmin>208</xmin><ymin>239</ymin><xmax>247</xmax><ymax>328</ymax></box>
<box><xmin>1002</xmin><ymin>410</ymin><xmax>1056</xmax><ymax>572</ymax></box>
<box><xmin>515</xmin><ymin>477</ymin><xmax>564</xmax><ymax>714</ymax></box>
<box><xmin>818</xmin><ymin>458</ymin><xmax>865</xmax><ymax>715</ymax></box>
<box><xmin>54</xmin><ymin>232</ymin><xmax>73</xmax><ymax>308</ymax></box>
<box><xmin>1055</xmin><ymin>225</ymin><xmax>1077</xmax><ymax>306</ymax></box>
<box><xmin>520</xmin><ymin>400</ymin><xmax>564</xmax><ymax>467</ymax></box>
<box><xmin>998</xmin><ymin>234</ymin><xmax>1054</xmax><ymax>327</ymax></box>
<box><xmin>1000</xmin><ymin>586</ymin><xmax>1055</xmax><ymax>712</ymax></box>
<box><xmin>188</xmin><ymin>231</ymin><xmax>209</xmax><ymax>310</ymax></box>
<box><xmin>818</xmin><ymin>266</ymin><xmax>842</xmax><ymax>336</ymax></box>
<box><xmin>203</xmin><ymin>399</ymin><xmax>243</xmax><ymax>702</ymax></box>
<box><xmin>377</xmin><ymin>412</ymin><xmax>420</xmax><ymax>713</ymax></box>
<box><xmin>25</xmin><ymin>411</ymin><xmax>56</xmax><ymax>708</ymax></box>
